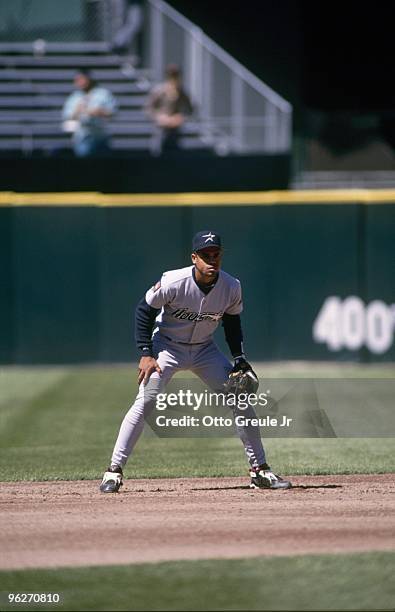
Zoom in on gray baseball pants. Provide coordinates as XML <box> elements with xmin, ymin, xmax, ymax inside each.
<box><xmin>110</xmin><ymin>334</ymin><xmax>267</xmax><ymax>469</ymax></box>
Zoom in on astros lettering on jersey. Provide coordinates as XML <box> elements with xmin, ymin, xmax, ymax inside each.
<box><xmin>145</xmin><ymin>265</ymin><xmax>243</xmax><ymax>344</ymax></box>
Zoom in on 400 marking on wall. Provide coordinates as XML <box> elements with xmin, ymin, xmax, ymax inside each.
<box><xmin>313</xmin><ymin>296</ymin><xmax>395</xmax><ymax>354</ymax></box>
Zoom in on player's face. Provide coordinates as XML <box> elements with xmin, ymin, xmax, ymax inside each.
<box><xmin>191</xmin><ymin>247</ymin><xmax>223</xmax><ymax>278</ymax></box>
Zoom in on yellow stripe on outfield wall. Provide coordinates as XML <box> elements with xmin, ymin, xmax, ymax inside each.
<box><xmin>1</xmin><ymin>189</ymin><xmax>395</xmax><ymax>206</ymax></box>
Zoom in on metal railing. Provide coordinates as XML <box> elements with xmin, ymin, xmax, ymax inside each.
<box><xmin>145</xmin><ymin>0</ymin><xmax>292</xmax><ymax>154</ymax></box>
<box><xmin>0</xmin><ymin>0</ymin><xmax>292</xmax><ymax>156</ymax></box>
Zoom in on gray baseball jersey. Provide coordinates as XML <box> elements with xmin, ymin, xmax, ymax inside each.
<box><xmin>145</xmin><ymin>265</ymin><xmax>243</xmax><ymax>344</ymax></box>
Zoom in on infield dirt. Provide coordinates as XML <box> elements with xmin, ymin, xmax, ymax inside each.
<box><xmin>1</xmin><ymin>474</ymin><xmax>394</xmax><ymax>570</ymax></box>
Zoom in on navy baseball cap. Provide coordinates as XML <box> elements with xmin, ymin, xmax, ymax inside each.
<box><xmin>192</xmin><ymin>230</ymin><xmax>222</xmax><ymax>252</ymax></box>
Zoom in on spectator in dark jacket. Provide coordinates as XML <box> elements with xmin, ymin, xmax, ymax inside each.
<box><xmin>146</xmin><ymin>64</ymin><xmax>193</xmax><ymax>152</ymax></box>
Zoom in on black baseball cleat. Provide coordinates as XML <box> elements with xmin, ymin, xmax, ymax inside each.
<box><xmin>250</xmin><ymin>464</ymin><xmax>292</xmax><ymax>490</ymax></box>
<box><xmin>100</xmin><ymin>466</ymin><xmax>123</xmax><ymax>493</ymax></box>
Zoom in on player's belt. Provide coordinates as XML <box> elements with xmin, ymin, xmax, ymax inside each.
<box><xmin>162</xmin><ymin>335</ymin><xmax>209</xmax><ymax>346</ymax></box>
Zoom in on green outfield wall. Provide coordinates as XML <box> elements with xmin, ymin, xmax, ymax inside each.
<box><xmin>0</xmin><ymin>191</ymin><xmax>394</xmax><ymax>363</ymax></box>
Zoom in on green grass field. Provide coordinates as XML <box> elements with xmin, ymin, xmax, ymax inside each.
<box><xmin>0</xmin><ymin>363</ymin><xmax>394</xmax><ymax>481</ymax></box>
<box><xmin>1</xmin><ymin>552</ymin><xmax>394</xmax><ymax>611</ymax></box>
<box><xmin>0</xmin><ymin>363</ymin><xmax>394</xmax><ymax>611</ymax></box>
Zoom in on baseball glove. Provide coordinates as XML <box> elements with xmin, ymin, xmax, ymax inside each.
<box><xmin>224</xmin><ymin>359</ymin><xmax>259</xmax><ymax>396</ymax></box>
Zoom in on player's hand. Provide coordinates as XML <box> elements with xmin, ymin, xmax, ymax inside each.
<box><xmin>231</xmin><ymin>357</ymin><xmax>257</xmax><ymax>378</ymax></box>
<box><xmin>138</xmin><ymin>356</ymin><xmax>162</xmax><ymax>385</ymax></box>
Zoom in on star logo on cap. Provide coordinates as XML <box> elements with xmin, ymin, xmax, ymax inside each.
<box><xmin>202</xmin><ymin>232</ymin><xmax>215</xmax><ymax>243</ymax></box>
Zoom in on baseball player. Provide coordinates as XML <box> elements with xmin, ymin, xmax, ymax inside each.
<box><xmin>100</xmin><ymin>231</ymin><xmax>291</xmax><ymax>492</ymax></box>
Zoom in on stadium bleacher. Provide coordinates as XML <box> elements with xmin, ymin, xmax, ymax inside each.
<box><xmin>0</xmin><ymin>42</ymin><xmax>208</xmax><ymax>156</ymax></box>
